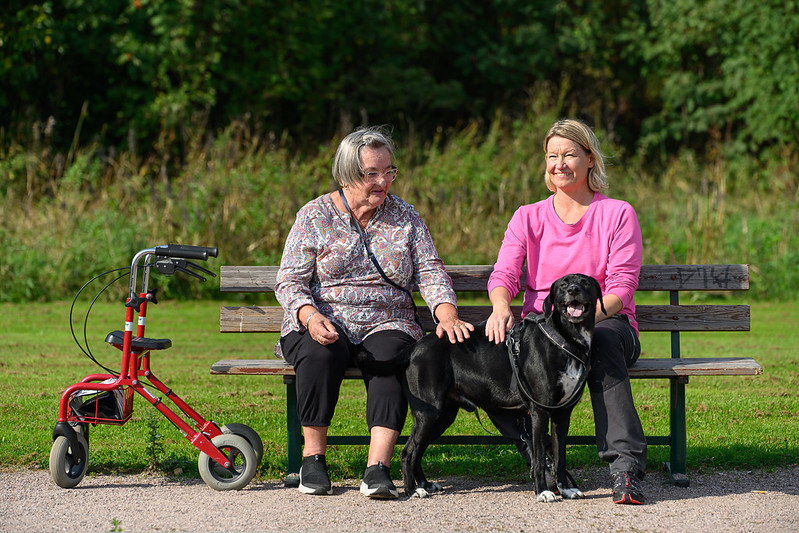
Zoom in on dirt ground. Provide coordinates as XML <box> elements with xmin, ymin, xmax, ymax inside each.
<box><xmin>2</xmin><ymin>465</ymin><xmax>797</xmax><ymax>532</ymax></box>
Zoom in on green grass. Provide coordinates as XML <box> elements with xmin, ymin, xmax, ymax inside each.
<box><xmin>1</xmin><ymin>296</ymin><xmax>796</xmax><ymax>482</ymax></box>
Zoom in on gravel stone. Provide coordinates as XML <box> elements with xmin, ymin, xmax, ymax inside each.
<box><xmin>2</xmin><ymin>465</ymin><xmax>797</xmax><ymax>532</ymax></box>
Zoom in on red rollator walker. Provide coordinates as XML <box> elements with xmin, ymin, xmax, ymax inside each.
<box><xmin>50</xmin><ymin>244</ymin><xmax>262</xmax><ymax>490</ymax></box>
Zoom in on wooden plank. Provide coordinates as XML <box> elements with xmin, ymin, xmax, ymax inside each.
<box><xmin>637</xmin><ymin>264</ymin><xmax>748</xmax><ymax>292</ymax></box>
<box><xmin>221</xmin><ymin>264</ymin><xmax>749</xmax><ymax>293</ymax></box>
<box><xmin>220</xmin><ymin>266</ymin><xmax>280</xmax><ymax>292</ymax></box>
<box><xmin>211</xmin><ymin>357</ymin><xmax>762</xmax><ymax>378</ymax></box>
<box><xmin>221</xmin><ymin>306</ymin><xmax>283</xmax><ymax>333</ymax></box>
<box><xmin>219</xmin><ymin>305</ymin><xmax>508</xmax><ymax>333</ymax></box>
<box><xmin>219</xmin><ymin>306</ymin><xmax>283</xmax><ymax>333</ymax></box>
<box><xmin>219</xmin><ymin>265</ymin><xmax>497</xmax><ymax>293</ymax></box>
<box><xmin>220</xmin><ymin>304</ymin><xmax>750</xmax><ymax>333</ymax></box>
<box><xmin>442</xmin><ymin>265</ymin><xmax>495</xmax><ymax>291</ymax></box>
<box><xmin>220</xmin><ymin>305</ymin><xmax>449</xmax><ymax>333</ymax></box>
<box><xmin>628</xmin><ymin>357</ymin><xmax>762</xmax><ymax>377</ymax></box>
<box><xmin>211</xmin><ymin>358</ymin><xmax>362</xmax><ymax>377</ymax></box>
<box><xmin>635</xmin><ymin>305</ymin><xmax>750</xmax><ymax>332</ymax></box>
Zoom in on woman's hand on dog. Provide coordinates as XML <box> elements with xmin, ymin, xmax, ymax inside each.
<box><xmin>486</xmin><ymin>309</ymin><xmax>514</xmax><ymax>344</ymax></box>
<box><xmin>435</xmin><ymin>303</ymin><xmax>475</xmax><ymax>344</ymax></box>
<box><xmin>486</xmin><ymin>287</ymin><xmax>515</xmax><ymax>344</ymax></box>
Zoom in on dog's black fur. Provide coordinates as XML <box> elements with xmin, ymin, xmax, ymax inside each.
<box><xmin>358</xmin><ymin>273</ymin><xmax>604</xmax><ymax>502</ymax></box>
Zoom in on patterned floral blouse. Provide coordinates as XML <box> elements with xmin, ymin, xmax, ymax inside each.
<box><xmin>275</xmin><ymin>193</ymin><xmax>457</xmax><ymax>347</ymax></box>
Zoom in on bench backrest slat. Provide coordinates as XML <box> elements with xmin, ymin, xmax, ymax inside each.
<box><xmin>636</xmin><ymin>264</ymin><xmax>749</xmax><ymax>291</ymax></box>
<box><xmin>220</xmin><ymin>264</ymin><xmax>749</xmax><ymax>293</ymax></box>
<box><xmin>220</xmin><ymin>264</ymin><xmax>750</xmax><ymax>334</ymax></box>
<box><xmin>221</xmin><ymin>266</ymin><xmax>280</xmax><ymax>292</ymax></box>
<box><xmin>220</xmin><ymin>303</ymin><xmax>750</xmax><ymax>333</ymax></box>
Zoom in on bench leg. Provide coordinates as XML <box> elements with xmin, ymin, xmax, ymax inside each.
<box><xmin>666</xmin><ymin>377</ymin><xmax>690</xmax><ymax>487</ymax></box>
<box><xmin>284</xmin><ymin>376</ymin><xmax>302</xmax><ymax>487</ymax></box>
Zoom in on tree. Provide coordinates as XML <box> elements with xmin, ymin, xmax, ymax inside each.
<box><xmin>640</xmin><ymin>0</ymin><xmax>799</xmax><ymax>155</ymax></box>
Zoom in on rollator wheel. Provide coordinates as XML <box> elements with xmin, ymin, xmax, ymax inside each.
<box><xmin>198</xmin><ymin>433</ymin><xmax>257</xmax><ymax>491</ymax></box>
<box><xmin>73</xmin><ymin>422</ymin><xmax>90</xmax><ymax>442</ymax></box>
<box><xmin>221</xmin><ymin>423</ymin><xmax>264</xmax><ymax>466</ymax></box>
<box><xmin>49</xmin><ymin>433</ymin><xmax>89</xmax><ymax>488</ymax></box>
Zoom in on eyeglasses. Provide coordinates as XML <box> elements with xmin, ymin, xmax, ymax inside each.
<box><xmin>362</xmin><ymin>166</ymin><xmax>398</xmax><ymax>183</ymax></box>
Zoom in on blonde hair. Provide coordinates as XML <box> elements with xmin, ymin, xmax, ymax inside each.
<box><xmin>332</xmin><ymin>126</ymin><xmax>395</xmax><ymax>187</ymax></box>
<box><xmin>543</xmin><ymin>119</ymin><xmax>608</xmax><ymax>192</ymax></box>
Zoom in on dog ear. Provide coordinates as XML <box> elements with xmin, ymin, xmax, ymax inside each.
<box><xmin>593</xmin><ymin>278</ymin><xmax>607</xmax><ymax>316</ymax></box>
<box><xmin>543</xmin><ymin>280</ymin><xmax>556</xmax><ymax>318</ymax></box>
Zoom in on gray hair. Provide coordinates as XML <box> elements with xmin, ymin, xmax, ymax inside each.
<box><xmin>543</xmin><ymin>119</ymin><xmax>608</xmax><ymax>192</ymax></box>
<box><xmin>332</xmin><ymin>126</ymin><xmax>395</xmax><ymax>187</ymax></box>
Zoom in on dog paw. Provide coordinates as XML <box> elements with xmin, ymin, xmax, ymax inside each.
<box><xmin>413</xmin><ymin>488</ymin><xmax>431</xmax><ymax>499</ymax></box>
<box><xmin>426</xmin><ymin>481</ymin><xmax>443</xmax><ymax>492</ymax></box>
<box><xmin>561</xmin><ymin>488</ymin><xmax>585</xmax><ymax>500</ymax></box>
<box><xmin>412</xmin><ymin>482</ymin><xmax>443</xmax><ymax>498</ymax></box>
<box><xmin>536</xmin><ymin>490</ymin><xmax>558</xmax><ymax>503</ymax></box>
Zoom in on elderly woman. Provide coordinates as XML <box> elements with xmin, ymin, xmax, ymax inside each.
<box><xmin>485</xmin><ymin>118</ymin><xmax>647</xmax><ymax>505</ymax></box>
<box><xmin>275</xmin><ymin>126</ymin><xmax>473</xmax><ymax>498</ymax></box>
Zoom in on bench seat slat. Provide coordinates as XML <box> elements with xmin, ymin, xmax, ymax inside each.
<box><xmin>629</xmin><ymin>357</ymin><xmax>762</xmax><ymax>377</ymax></box>
<box><xmin>210</xmin><ymin>357</ymin><xmax>762</xmax><ymax>378</ymax></box>
<box><xmin>211</xmin><ymin>358</ymin><xmax>363</xmax><ymax>377</ymax></box>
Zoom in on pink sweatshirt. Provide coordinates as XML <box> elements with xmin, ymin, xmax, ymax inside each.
<box><xmin>487</xmin><ymin>192</ymin><xmax>642</xmax><ymax>333</ymax></box>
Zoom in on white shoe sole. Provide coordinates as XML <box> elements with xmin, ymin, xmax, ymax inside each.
<box><xmin>359</xmin><ymin>481</ymin><xmax>398</xmax><ymax>499</ymax></box>
<box><xmin>299</xmin><ymin>470</ymin><xmax>333</xmax><ymax>495</ymax></box>
<box><xmin>298</xmin><ymin>482</ymin><xmax>333</xmax><ymax>495</ymax></box>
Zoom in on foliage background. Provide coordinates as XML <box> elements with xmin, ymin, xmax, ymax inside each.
<box><xmin>1</xmin><ymin>0</ymin><xmax>796</xmax><ymax>483</ymax></box>
<box><xmin>1</xmin><ymin>0</ymin><xmax>798</xmax><ymax>302</ymax></box>
<box><xmin>5</xmin><ymin>1</ymin><xmax>799</xmax><ymax>156</ymax></box>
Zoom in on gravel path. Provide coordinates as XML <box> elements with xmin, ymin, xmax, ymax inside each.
<box><xmin>2</xmin><ymin>465</ymin><xmax>797</xmax><ymax>532</ymax></box>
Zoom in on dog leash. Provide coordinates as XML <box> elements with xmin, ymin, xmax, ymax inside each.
<box><xmin>338</xmin><ymin>189</ymin><xmax>423</xmax><ymax>329</ymax></box>
<box><xmin>505</xmin><ymin>319</ymin><xmax>590</xmax><ymax>410</ymax></box>
<box><xmin>534</xmin><ymin>317</ymin><xmax>588</xmax><ymax>367</ymax></box>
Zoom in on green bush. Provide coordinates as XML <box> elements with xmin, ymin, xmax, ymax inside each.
<box><xmin>1</xmin><ymin>109</ymin><xmax>797</xmax><ymax>303</ymax></box>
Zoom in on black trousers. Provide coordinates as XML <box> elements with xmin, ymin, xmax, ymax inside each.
<box><xmin>486</xmin><ymin>315</ymin><xmax>647</xmax><ymax>478</ymax></box>
<box><xmin>280</xmin><ymin>325</ymin><xmax>414</xmax><ymax>432</ymax></box>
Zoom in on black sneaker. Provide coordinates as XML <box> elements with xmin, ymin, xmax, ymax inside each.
<box><xmin>612</xmin><ymin>471</ymin><xmax>645</xmax><ymax>505</ymax></box>
<box><xmin>359</xmin><ymin>461</ymin><xmax>398</xmax><ymax>499</ymax></box>
<box><xmin>299</xmin><ymin>454</ymin><xmax>333</xmax><ymax>495</ymax></box>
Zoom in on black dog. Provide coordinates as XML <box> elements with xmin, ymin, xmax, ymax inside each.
<box><xmin>360</xmin><ymin>273</ymin><xmax>604</xmax><ymax>502</ymax></box>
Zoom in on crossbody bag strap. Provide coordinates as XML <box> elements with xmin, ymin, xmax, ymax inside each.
<box><xmin>338</xmin><ymin>189</ymin><xmax>423</xmax><ymax>328</ymax></box>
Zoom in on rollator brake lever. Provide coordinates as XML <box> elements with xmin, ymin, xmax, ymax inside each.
<box><xmin>173</xmin><ymin>264</ymin><xmax>207</xmax><ymax>282</ymax></box>
<box><xmin>185</xmin><ymin>260</ymin><xmax>216</xmax><ymax>279</ymax></box>
<box><xmin>154</xmin><ymin>256</ymin><xmax>216</xmax><ymax>281</ymax></box>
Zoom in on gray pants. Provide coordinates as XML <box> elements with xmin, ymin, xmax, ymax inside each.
<box><xmin>486</xmin><ymin>315</ymin><xmax>647</xmax><ymax>478</ymax></box>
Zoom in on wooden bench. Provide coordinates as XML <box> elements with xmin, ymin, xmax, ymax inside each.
<box><xmin>212</xmin><ymin>264</ymin><xmax>762</xmax><ymax>487</ymax></box>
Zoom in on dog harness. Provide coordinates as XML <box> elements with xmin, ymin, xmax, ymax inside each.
<box><xmin>505</xmin><ymin>316</ymin><xmax>590</xmax><ymax>410</ymax></box>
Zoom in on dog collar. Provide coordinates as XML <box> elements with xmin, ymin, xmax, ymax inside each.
<box><xmin>534</xmin><ymin>318</ymin><xmax>589</xmax><ymax>364</ymax></box>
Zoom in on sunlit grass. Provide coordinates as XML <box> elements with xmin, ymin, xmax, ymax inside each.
<box><xmin>1</xmin><ymin>298</ymin><xmax>795</xmax><ymax>482</ymax></box>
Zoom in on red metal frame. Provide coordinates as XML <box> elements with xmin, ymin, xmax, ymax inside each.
<box><xmin>56</xmin><ymin>256</ymin><xmax>233</xmax><ymax>470</ymax></box>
